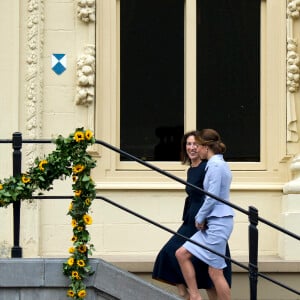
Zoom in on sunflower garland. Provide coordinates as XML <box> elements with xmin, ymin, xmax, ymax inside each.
<box><xmin>0</xmin><ymin>128</ymin><xmax>97</xmax><ymax>299</ymax></box>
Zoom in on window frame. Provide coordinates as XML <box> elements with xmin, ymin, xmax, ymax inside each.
<box><xmin>95</xmin><ymin>0</ymin><xmax>288</xmax><ymax>189</ymax></box>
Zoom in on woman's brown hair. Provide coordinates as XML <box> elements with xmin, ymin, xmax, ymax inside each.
<box><xmin>197</xmin><ymin>128</ymin><xmax>226</xmax><ymax>154</ymax></box>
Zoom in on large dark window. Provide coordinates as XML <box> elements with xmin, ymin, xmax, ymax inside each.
<box><xmin>120</xmin><ymin>0</ymin><xmax>260</xmax><ymax>162</ymax></box>
<box><xmin>196</xmin><ymin>0</ymin><xmax>260</xmax><ymax>161</ymax></box>
<box><xmin>120</xmin><ymin>0</ymin><xmax>184</xmax><ymax>161</ymax></box>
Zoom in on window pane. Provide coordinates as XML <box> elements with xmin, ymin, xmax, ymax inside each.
<box><xmin>196</xmin><ymin>0</ymin><xmax>260</xmax><ymax>161</ymax></box>
<box><xmin>120</xmin><ymin>0</ymin><xmax>184</xmax><ymax>161</ymax></box>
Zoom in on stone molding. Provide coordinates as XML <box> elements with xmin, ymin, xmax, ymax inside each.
<box><xmin>22</xmin><ymin>0</ymin><xmax>45</xmax><ymax>257</ymax></box>
<box><xmin>25</xmin><ymin>0</ymin><xmax>44</xmax><ymax>163</ymax></box>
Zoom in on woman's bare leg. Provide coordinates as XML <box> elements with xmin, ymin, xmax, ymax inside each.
<box><xmin>176</xmin><ymin>247</ymin><xmax>203</xmax><ymax>300</ymax></box>
<box><xmin>206</xmin><ymin>287</ymin><xmax>218</xmax><ymax>300</ymax></box>
<box><xmin>177</xmin><ymin>283</ymin><xmax>189</xmax><ymax>299</ymax></box>
<box><xmin>208</xmin><ymin>267</ymin><xmax>230</xmax><ymax>300</ymax></box>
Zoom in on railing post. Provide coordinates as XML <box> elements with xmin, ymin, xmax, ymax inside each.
<box><xmin>248</xmin><ymin>206</ymin><xmax>258</xmax><ymax>300</ymax></box>
<box><xmin>11</xmin><ymin>132</ymin><xmax>23</xmax><ymax>258</ymax></box>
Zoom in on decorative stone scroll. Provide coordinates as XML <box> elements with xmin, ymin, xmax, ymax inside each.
<box><xmin>77</xmin><ymin>0</ymin><xmax>95</xmax><ymax>23</ymax></box>
<box><xmin>75</xmin><ymin>45</ymin><xmax>95</xmax><ymax>106</ymax></box>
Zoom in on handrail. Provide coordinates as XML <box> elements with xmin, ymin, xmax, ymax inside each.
<box><xmin>0</xmin><ymin>134</ymin><xmax>300</xmax><ymax>299</ymax></box>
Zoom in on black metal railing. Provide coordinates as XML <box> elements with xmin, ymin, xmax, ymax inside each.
<box><xmin>0</xmin><ymin>132</ymin><xmax>299</xmax><ymax>300</ymax></box>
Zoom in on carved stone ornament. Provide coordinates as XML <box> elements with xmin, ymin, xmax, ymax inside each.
<box><xmin>287</xmin><ymin>38</ymin><xmax>300</xmax><ymax>93</ymax></box>
<box><xmin>287</xmin><ymin>0</ymin><xmax>300</xmax><ymax>18</ymax></box>
<box><xmin>286</xmin><ymin>1</ymin><xmax>300</xmax><ymax>142</ymax></box>
<box><xmin>75</xmin><ymin>45</ymin><xmax>95</xmax><ymax>106</ymax></box>
<box><xmin>77</xmin><ymin>0</ymin><xmax>95</xmax><ymax>23</ymax></box>
<box><xmin>25</xmin><ymin>0</ymin><xmax>44</xmax><ymax>165</ymax></box>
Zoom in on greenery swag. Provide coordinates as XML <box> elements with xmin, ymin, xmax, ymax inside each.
<box><xmin>0</xmin><ymin>128</ymin><xmax>97</xmax><ymax>299</ymax></box>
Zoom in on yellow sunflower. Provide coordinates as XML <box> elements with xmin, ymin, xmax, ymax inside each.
<box><xmin>67</xmin><ymin>290</ymin><xmax>75</xmax><ymax>297</ymax></box>
<box><xmin>71</xmin><ymin>271</ymin><xmax>79</xmax><ymax>278</ymax></box>
<box><xmin>74</xmin><ymin>190</ymin><xmax>82</xmax><ymax>197</ymax></box>
<box><xmin>72</xmin><ymin>164</ymin><xmax>85</xmax><ymax>174</ymax></box>
<box><xmin>85</xmin><ymin>198</ymin><xmax>91</xmax><ymax>206</ymax></box>
<box><xmin>71</xmin><ymin>219</ymin><xmax>77</xmax><ymax>227</ymax></box>
<box><xmin>77</xmin><ymin>259</ymin><xmax>85</xmax><ymax>267</ymax></box>
<box><xmin>0</xmin><ymin>184</ymin><xmax>3</xmax><ymax>190</ymax></box>
<box><xmin>69</xmin><ymin>247</ymin><xmax>75</xmax><ymax>254</ymax></box>
<box><xmin>78</xmin><ymin>290</ymin><xmax>87</xmax><ymax>298</ymax></box>
<box><xmin>74</xmin><ymin>131</ymin><xmax>85</xmax><ymax>142</ymax></box>
<box><xmin>83</xmin><ymin>214</ymin><xmax>93</xmax><ymax>225</ymax></box>
<box><xmin>21</xmin><ymin>175</ymin><xmax>31</xmax><ymax>184</ymax></box>
<box><xmin>71</xmin><ymin>236</ymin><xmax>77</xmax><ymax>242</ymax></box>
<box><xmin>85</xmin><ymin>130</ymin><xmax>93</xmax><ymax>140</ymax></box>
<box><xmin>38</xmin><ymin>159</ymin><xmax>48</xmax><ymax>171</ymax></box>
<box><xmin>67</xmin><ymin>257</ymin><xmax>74</xmax><ymax>266</ymax></box>
<box><xmin>78</xmin><ymin>244</ymin><xmax>87</xmax><ymax>253</ymax></box>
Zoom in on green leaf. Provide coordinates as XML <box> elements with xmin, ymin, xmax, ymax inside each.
<box><xmin>82</xmin><ymin>175</ymin><xmax>90</xmax><ymax>182</ymax></box>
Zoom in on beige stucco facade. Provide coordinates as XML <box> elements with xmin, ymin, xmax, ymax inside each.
<box><xmin>0</xmin><ymin>0</ymin><xmax>299</xmax><ymax>274</ymax></box>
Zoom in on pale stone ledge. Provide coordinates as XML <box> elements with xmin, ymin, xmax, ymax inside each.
<box><xmin>100</xmin><ymin>254</ymin><xmax>300</xmax><ymax>273</ymax></box>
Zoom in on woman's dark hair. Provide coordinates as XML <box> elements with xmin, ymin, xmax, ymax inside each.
<box><xmin>197</xmin><ymin>128</ymin><xmax>226</xmax><ymax>154</ymax></box>
<box><xmin>181</xmin><ymin>130</ymin><xmax>201</xmax><ymax>165</ymax></box>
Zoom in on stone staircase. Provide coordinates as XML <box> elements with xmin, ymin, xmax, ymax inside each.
<box><xmin>0</xmin><ymin>258</ymin><xmax>181</xmax><ymax>300</ymax></box>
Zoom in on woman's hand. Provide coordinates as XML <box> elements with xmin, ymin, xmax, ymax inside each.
<box><xmin>195</xmin><ymin>221</ymin><xmax>206</xmax><ymax>231</ymax></box>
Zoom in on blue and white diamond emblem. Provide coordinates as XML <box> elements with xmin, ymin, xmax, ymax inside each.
<box><xmin>52</xmin><ymin>54</ymin><xmax>67</xmax><ymax>75</ymax></box>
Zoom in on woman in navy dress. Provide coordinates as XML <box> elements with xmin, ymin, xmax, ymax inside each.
<box><xmin>176</xmin><ymin>129</ymin><xmax>234</xmax><ymax>300</ymax></box>
<box><xmin>152</xmin><ymin>130</ymin><xmax>231</xmax><ymax>299</ymax></box>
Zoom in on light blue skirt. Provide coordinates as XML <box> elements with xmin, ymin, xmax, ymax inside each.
<box><xmin>183</xmin><ymin>216</ymin><xmax>233</xmax><ymax>269</ymax></box>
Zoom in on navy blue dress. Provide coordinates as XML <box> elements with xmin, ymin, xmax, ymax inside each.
<box><xmin>152</xmin><ymin>161</ymin><xmax>232</xmax><ymax>288</ymax></box>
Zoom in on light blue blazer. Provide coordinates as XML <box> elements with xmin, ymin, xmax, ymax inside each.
<box><xmin>195</xmin><ymin>154</ymin><xmax>234</xmax><ymax>224</ymax></box>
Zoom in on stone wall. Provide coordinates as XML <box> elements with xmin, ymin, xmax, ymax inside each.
<box><xmin>0</xmin><ymin>258</ymin><xmax>181</xmax><ymax>300</ymax></box>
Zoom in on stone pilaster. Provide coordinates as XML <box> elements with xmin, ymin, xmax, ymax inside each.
<box><xmin>280</xmin><ymin>155</ymin><xmax>300</xmax><ymax>259</ymax></box>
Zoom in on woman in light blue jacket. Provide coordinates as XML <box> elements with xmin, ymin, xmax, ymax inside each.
<box><xmin>176</xmin><ymin>129</ymin><xmax>234</xmax><ymax>300</ymax></box>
